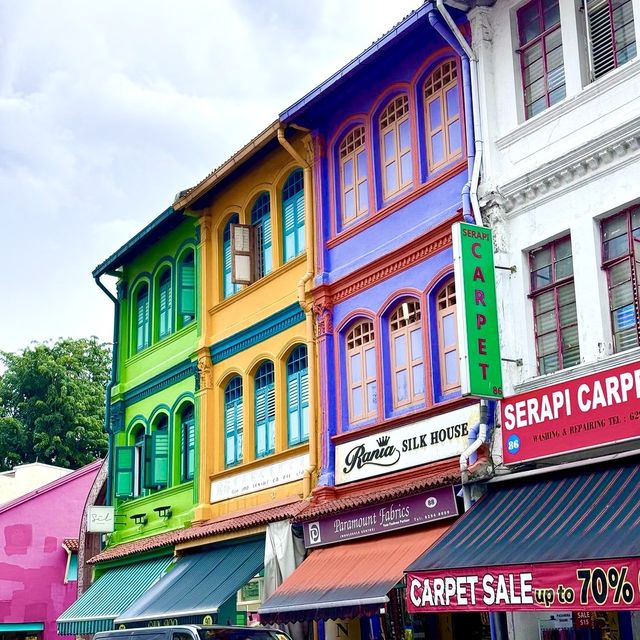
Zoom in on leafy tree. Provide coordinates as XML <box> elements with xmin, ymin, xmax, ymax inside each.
<box><xmin>0</xmin><ymin>337</ymin><xmax>110</xmax><ymax>471</ymax></box>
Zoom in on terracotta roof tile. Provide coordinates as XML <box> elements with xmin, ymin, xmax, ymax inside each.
<box><xmin>294</xmin><ymin>464</ymin><xmax>460</xmax><ymax>522</ymax></box>
<box><xmin>88</xmin><ymin>497</ymin><xmax>307</xmax><ymax>565</ymax></box>
<box><xmin>63</xmin><ymin>538</ymin><xmax>79</xmax><ymax>552</ymax></box>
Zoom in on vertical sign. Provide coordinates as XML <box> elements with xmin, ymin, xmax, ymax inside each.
<box><xmin>452</xmin><ymin>222</ymin><xmax>502</xmax><ymax>398</ymax></box>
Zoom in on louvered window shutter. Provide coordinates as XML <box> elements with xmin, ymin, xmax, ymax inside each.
<box><xmin>151</xmin><ymin>429</ymin><xmax>169</xmax><ymax>487</ymax></box>
<box><xmin>255</xmin><ymin>388</ymin><xmax>267</xmax><ymax>458</ymax></box>
<box><xmin>225</xmin><ymin>402</ymin><xmax>236</xmax><ymax>466</ymax></box>
<box><xmin>287</xmin><ymin>372</ymin><xmax>300</xmax><ymax>445</ymax></box>
<box><xmin>586</xmin><ymin>0</ymin><xmax>637</xmax><ymax>80</ymax></box>
<box><xmin>295</xmin><ymin>192</ymin><xmax>305</xmax><ymax>257</ymax></box>
<box><xmin>179</xmin><ymin>258</ymin><xmax>195</xmax><ymax>321</ymax></box>
<box><xmin>186</xmin><ymin>417</ymin><xmax>196</xmax><ymax>480</ymax></box>
<box><xmin>143</xmin><ymin>434</ymin><xmax>153</xmax><ymax>488</ymax></box>
<box><xmin>283</xmin><ymin>197</ymin><xmax>297</xmax><ymax>262</ymax></box>
<box><xmin>136</xmin><ymin>290</ymin><xmax>149</xmax><ymax>351</ymax></box>
<box><xmin>114</xmin><ymin>446</ymin><xmax>135</xmax><ymax>498</ymax></box>
<box><xmin>300</xmin><ymin>367</ymin><xmax>310</xmax><ymax>442</ymax></box>
<box><xmin>266</xmin><ymin>384</ymin><xmax>276</xmax><ymax>454</ymax></box>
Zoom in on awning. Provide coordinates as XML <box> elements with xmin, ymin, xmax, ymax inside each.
<box><xmin>115</xmin><ymin>537</ymin><xmax>264</xmax><ymax>625</ymax></box>
<box><xmin>406</xmin><ymin>461</ymin><xmax>640</xmax><ymax>613</ymax></box>
<box><xmin>259</xmin><ymin>525</ymin><xmax>449</xmax><ymax>622</ymax></box>
<box><xmin>56</xmin><ymin>555</ymin><xmax>173</xmax><ymax>635</ymax></box>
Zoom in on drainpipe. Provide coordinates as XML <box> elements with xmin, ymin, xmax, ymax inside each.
<box><xmin>430</xmin><ymin>2</ymin><xmax>492</xmax><ymax>510</ymax></box>
<box><xmin>94</xmin><ymin>275</ymin><xmax>119</xmax><ymax>506</ymax></box>
<box><xmin>277</xmin><ymin>127</ymin><xmax>318</xmax><ymax>498</ymax></box>
<box><xmin>429</xmin><ymin>1</ymin><xmax>483</xmax><ymax>226</ymax></box>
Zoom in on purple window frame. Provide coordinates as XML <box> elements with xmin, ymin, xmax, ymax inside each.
<box><xmin>601</xmin><ymin>207</ymin><xmax>640</xmax><ymax>352</ymax></box>
<box><xmin>516</xmin><ymin>0</ymin><xmax>565</xmax><ymax>120</ymax></box>
<box><xmin>529</xmin><ymin>236</ymin><xmax>580</xmax><ymax>374</ymax></box>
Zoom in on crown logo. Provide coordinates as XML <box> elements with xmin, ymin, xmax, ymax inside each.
<box><xmin>377</xmin><ymin>436</ymin><xmax>390</xmax><ymax>447</ymax></box>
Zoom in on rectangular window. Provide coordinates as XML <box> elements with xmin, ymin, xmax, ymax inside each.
<box><xmin>602</xmin><ymin>207</ymin><xmax>640</xmax><ymax>352</ymax></box>
<box><xmin>585</xmin><ymin>0</ymin><xmax>636</xmax><ymax>80</ymax></box>
<box><xmin>517</xmin><ymin>0</ymin><xmax>566</xmax><ymax>120</ymax></box>
<box><xmin>530</xmin><ymin>236</ymin><xmax>580</xmax><ymax>374</ymax></box>
<box><xmin>231</xmin><ymin>224</ymin><xmax>254</xmax><ymax>285</ymax></box>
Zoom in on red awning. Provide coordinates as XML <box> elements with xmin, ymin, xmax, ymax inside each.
<box><xmin>259</xmin><ymin>525</ymin><xmax>449</xmax><ymax>622</ymax></box>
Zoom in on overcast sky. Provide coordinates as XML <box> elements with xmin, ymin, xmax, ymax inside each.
<box><xmin>0</xmin><ymin>0</ymin><xmax>420</xmax><ymax>354</ymax></box>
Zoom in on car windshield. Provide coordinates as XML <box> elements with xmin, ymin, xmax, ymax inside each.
<box><xmin>198</xmin><ymin>630</ymin><xmax>288</xmax><ymax>640</ymax></box>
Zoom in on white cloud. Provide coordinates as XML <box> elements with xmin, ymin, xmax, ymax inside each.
<box><xmin>0</xmin><ymin>0</ymin><xmax>420</xmax><ymax>353</ymax></box>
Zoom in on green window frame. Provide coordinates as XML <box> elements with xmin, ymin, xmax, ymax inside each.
<box><xmin>114</xmin><ymin>445</ymin><xmax>135</xmax><ymax>498</ymax></box>
<box><xmin>254</xmin><ymin>362</ymin><xmax>275</xmax><ymax>458</ymax></box>
<box><xmin>135</xmin><ymin>283</ymin><xmax>150</xmax><ymax>353</ymax></box>
<box><xmin>223</xmin><ymin>214</ymin><xmax>240</xmax><ymax>298</ymax></box>
<box><xmin>282</xmin><ymin>169</ymin><xmax>305</xmax><ymax>263</ymax></box>
<box><xmin>178</xmin><ymin>250</ymin><xmax>196</xmax><ymax>328</ymax></box>
<box><xmin>287</xmin><ymin>345</ymin><xmax>309</xmax><ymax>446</ymax></box>
<box><xmin>224</xmin><ymin>376</ymin><xmax>243</xmax><ymax>467</ymax></box>
<box><xmin>158</xmin><ymin>268</ymin><xmax>173</xmax><ymax>340</ymax></box>
<box><xmin>180</xmin><ymin>404</ymin><xmax>196</xmax><ymax>482</ymax></box>
<box><xmin>144</xmin><ymin>416</ymin><xmax>169</xmax><ymax>489</ymax></box>
<box><xmin>251</xmin><ymin>193</ymin><xmax>272</xmax><ymax>279</ymax></box>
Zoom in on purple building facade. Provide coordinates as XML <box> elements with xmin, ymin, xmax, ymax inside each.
<box><xmin>0</xmin><ymin>460</ymin><xmax>101</xmax><ymax>640</ymax></box>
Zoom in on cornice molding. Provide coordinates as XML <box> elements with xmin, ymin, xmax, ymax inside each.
<box><xmin>498</xmin><ymin>115</ymin><xmax>640</xmax><ymax>218</ymax></box>
<box><xmin>315</xmin><ymin>215</ymin><xmax>458</xmax><ymax>306</ymax></box>
<box><xmin>210</xmin><ymin>302</ymin><xmax>305</xmax><ymax>364</ymax></box>
<box><xmin>121</xmin><ymin>359</ymin><xmax>196</xmax><ymax>407</ymax></box>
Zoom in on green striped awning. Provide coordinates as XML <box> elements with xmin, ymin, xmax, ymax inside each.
<box><xmin>57</xmin><ymin>555</ymin><xmax>173</xmax><ymax>635</ymax></box>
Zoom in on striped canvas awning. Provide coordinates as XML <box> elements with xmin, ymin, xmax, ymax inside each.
<box><xmin>57</xmin><ymin>555</ymin><xmax>173</xmax><ymax>635</ymax></box>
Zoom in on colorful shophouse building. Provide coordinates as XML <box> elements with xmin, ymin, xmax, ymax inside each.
<box><xmin>405</xmin><ymin>2</ymin><xmax>640</xmax><ymax>640</ymax></box>
<box><xmin>57</xmin><ymin>207</ymin><xmax>201</xmax><ymax>635</ymax></box>
<box><xmin>60</xmin><ymin>123</ymin><xmax>317</xmax><ymax>630</ymax></box>
<box><xmin>0</xmin><ymin>460</ymin><xmax>101</xmax><ymax>640</ymax></box>
<box><xmin>260</xmin><ymin>5</ymin><xmax>493</xmax><ymax>640</ymax></box>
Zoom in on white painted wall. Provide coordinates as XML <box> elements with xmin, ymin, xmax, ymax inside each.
<box><xmin>0</xmin><ymin>462</ymin><xmax>72</xmax><ymax>505</ymax></box>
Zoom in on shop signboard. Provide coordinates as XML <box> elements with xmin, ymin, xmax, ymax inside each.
<box><xmin>303</xmin><ymin>485</ymin><xmax>458</xmax><ymax>548</ymax></box>
<box><xmin>501</xmin><ymin>361</ymin><xmax>640</xmax><ymax>464</ymax></box>
<box><xmin>87</xmin><ymin>505</ymin><xmax>115</xmax><ymax>533</ymax></box>
<box><xmin>210</xmin><ymin>453</ymin><xmax>308</xmax><ymax>502</ymax></box>
<box><xmin>452</xmin><ymin>222</ymin><xmax>503</xmax><ymax>399</ymax></box>
<box><xmin>407</xmin><ymin>559</ymin><xmax>640</xmax><ymax>612</ymax></box>
<box><xmin>335</xmin><ymin>404</ymin><xmax>478</xmax><ymax>485</ymax></box>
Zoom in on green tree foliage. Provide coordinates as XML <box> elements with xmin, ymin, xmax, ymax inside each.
<box><xmin>0</xmin><ymin>337</ymin><xmax>110</xmax><ymax>471</ymax></box>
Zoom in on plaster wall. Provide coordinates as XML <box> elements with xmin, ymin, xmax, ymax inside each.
<box><xmin>0</xmin><ymin>464</ymin><xmax>100</xmax><ymax>640</ymax></box>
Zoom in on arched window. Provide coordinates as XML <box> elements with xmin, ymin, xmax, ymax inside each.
<box><xmin>389</xmin><ymin>300</ymin><xmax>425</xmax><ymax>408</ymax></box>
<box><xmin>282</xmin><ymin>169</ymin><xmax>305</xmax><ymax>262</ymax></box>
<box><xmin>379</xmin><ymin>95</ymin><xmax>413</xmax><ymax>199</ymax></box>
<box><xmin>180</xmin><ymin>404</ymin><xmax>196</xmax><ymax>482</ymax></box>
<box><xmin>223</xmin><ymin>214</ymin><xmax>240</xmax><ymax>298</ymax></box>
<box><xmin>255</xmin><ymin>362</ymin><xmax>275</xmax><ymax>458</ymax></box>
<box><xmin>287</xmin><ymin>345</ymin><xmax>309</xmax><ymax>446</ymax></box>
<box><xmin>224</xmin><ymin>376</ymin><xmax>243</xmax><ymax>467</ymax></box>
<box><xmin>437</xmin><ymin>281</ymin><xmax>460</xmax><ymax>393</ymax></box>
<box><xmin>424</xmin><ymin>59</ymin><xmax>462</xmax><ymax>171</ymax></box>
<box><xmin>146</xmin><ymin>414</ymin><xmax>169</xmax><ymax>490</ymax></box>
<box><xmin>178</xmin><ymin>250</ymin><xmax>195</xmax><ymax>329</ymax></box>
<box><xmin>346</xmin><ymin>321</ymin><xmax>377</xmax><ymax>422</ymax></box>
<box><xmin>157</xmin><ymin>268</ymin><xmax>173</xmax><ymax>340</ymax></box>
<box><xmin>252</xmin><ymin>193</ymin><xmax>272</xmax><ymax>279</ymax></box>
<box><xmin>133</xmin><ymin>427</ymin><xmax>145</xmax><ymax>497</ymax></box>
<box><xmin>339</xmin><ymin>126</ymin><xmax>369</xmax><ymax>224</ymax></box>
<box><xmin>134</xmin><ymin>283</ymin><xmax>150</xmax><ymax>353</ymax></box>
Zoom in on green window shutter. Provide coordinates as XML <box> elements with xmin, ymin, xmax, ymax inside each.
<box><xmin>158</xmin><ymin>274</ymin><xmax>172</xmax><ymax>339</ymax></box>
<box><xmin>136</xmin><ymin>289</ymin><xmax>149</xmax><ymax>352</ymax></box>
<box><xmin>114</xmin><ymin>446</ymin><xmax>135</xmax><ymax>498</ymax></box>
<box><xmin>143</xmin><ymin>434</ymin><xmax>153</xmax><ymax>489</ymax></box>
<box><xmin>186</xmin><ymin>418</ymin><xmax>196</xmax><ymax>480</ymax></box>
<box><xmin>179</xmin><ymin>257</ymin><xmax>195</xmax><ymax>319</ymax></box>
<box><xmin>151</xmin><ymin>429</ymin><xmax>169</xmax><ymax>487</ymax></box>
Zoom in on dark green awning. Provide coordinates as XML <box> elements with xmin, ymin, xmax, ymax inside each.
<box><xmin>57</xmin><ymin>555</ymin><xmax>173</xmax><ymax>635</ymax></box>
<box><xmin>115</xmin><ymin>537</ymin><xmax>264</xmax><ymax>625</ymax></box>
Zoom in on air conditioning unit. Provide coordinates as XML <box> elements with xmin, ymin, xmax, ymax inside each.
<box><xmin>237</xmin><ymin>576</ymin><xmax>264</xmax><ymax>607</ymax></box>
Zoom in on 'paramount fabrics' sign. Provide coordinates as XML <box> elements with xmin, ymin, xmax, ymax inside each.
<box><xmin>502</xmin><ymin>361</ymin><xmax>640</xmax><ymax>464</ymax></box>
<box><xmin>452</xmin><ymin>222</ymin><xmax>502</xmax><ymax>399</ymax></box>
<box><xmin>335</xmin><ymin>404</ymin><xmax>478</xmax><ymax>485</ymax></box>
<box><xmin>303</xmin><ymin>485</ymin><xmax>458</xmax><ymax>548</ymax></box>
<box><xmin>407</xmin><ymin>559</ymin><xmax>640</xmax><ymax>612</ymax></box>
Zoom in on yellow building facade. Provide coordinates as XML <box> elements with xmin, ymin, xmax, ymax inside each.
<box><xmin>174</xmin><ymin>123</ymin><xmax>318</xmax><ymax>524</ymax></box>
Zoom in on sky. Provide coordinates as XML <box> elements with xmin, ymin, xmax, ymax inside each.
<box><xmin>0</xmin><ymin>0</ymin><xmax>420</xmax><ymax>354</ymax></box>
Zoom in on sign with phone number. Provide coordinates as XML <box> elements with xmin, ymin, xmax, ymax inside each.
<box><xmin>407</xmin><ymin>559</ymin><xmax>640</xmax><ymax>612</ymax></box>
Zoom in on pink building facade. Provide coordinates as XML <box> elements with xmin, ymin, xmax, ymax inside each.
<box><xmin>0</xmin><ymin>460</ymin><xmax>101</xmax><ymax>640</ymax></box>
